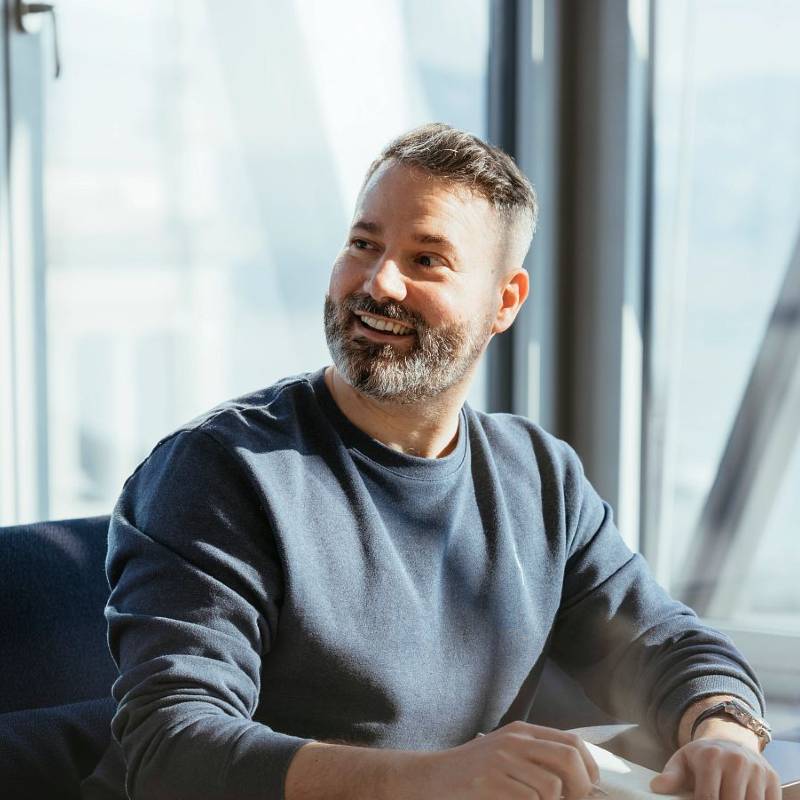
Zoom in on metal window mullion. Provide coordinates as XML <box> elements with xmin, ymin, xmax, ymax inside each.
<box><xmin>512</xmin><ymin>0</ymin><xmax>563</xmax><ymax>433</ymax></box>
<box><xmin>485</xmin><ymin>0</ymin><xmax>519</xmax><ymax>414</ymax></box>
<box><xmin>1</xmin><ymin>0</ymin><xmax>17</xmax><ymax>524</ymax></box>
<box><xmin>5</xmin><ymin>9</ymin><xmax>50</xmax><ymax>523</ymax></box>
<box><xmin>557</xmin><ymin>0</ymin><xmax>651</xmax><ymax>549</ymax></box>
<box><xmin>640</xmin><ymin>0</ymin><xmax>698</xmax><ymax>585</ymax></box>
<box><xmin>494</xmin><ymin>1</ymin><xmax>652</xmax><ymax>553</ymax></box>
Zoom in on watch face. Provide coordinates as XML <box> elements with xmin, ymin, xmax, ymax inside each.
<box><xmin>725</xmin><ymin>700</ymin><xmax>770</xmax><ymax>730</ymax></box>
<box><xmin>729</xmin><ymin>704</ymin><xmax>748</xmax><ymax>723</ymax></box>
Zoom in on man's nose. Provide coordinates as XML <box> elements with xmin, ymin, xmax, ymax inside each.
<box><xmin>364</xmin><ymin>256</ymin><xmax>407</xmax><ymax>303</ymax></box>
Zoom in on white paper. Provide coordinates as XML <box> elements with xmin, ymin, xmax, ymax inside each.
<box><xmin>583</xmin><ymin>740</ymin><xmax>685</xmax><ymax>799</ymax></box>
<box><xmin>567</xmin><ymin>726</ymin><xmax>687</xmax><ymax>800</ymax></box>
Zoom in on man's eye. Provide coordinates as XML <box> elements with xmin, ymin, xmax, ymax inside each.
<box><xmin>351</xmin><ymin>239</ymin><xmax>371</xmax><ymax>250</ymax></box>
<box><xmin>417</xmin><ymin>254</ymin><xmax>445</xmax><ymax>268</ymax></box>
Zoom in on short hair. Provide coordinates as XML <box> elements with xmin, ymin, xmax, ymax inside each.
<box><xmin>363</xmin><ymin>123</ymin><xmax>538</xmax><ymax>262</ymax></box>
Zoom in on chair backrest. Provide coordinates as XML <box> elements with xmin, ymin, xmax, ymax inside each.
<box><xmin>0</xmin><ymin>516</ymin><xmax>117</xmax><ymax>713</ymax></box>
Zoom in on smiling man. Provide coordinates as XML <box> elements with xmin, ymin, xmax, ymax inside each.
<box><xmin>86</xmin><ymin>125</ymin><xmax>778</xmax><ymax>800</ymax></box>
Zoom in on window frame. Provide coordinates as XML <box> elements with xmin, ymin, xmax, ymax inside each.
<box><xmin>1</xmin><ymin>0</ymin><xmax>15</xmax><ymax>523</ymax></box>
<box><xmin>638</xmin><ymin>0</ymin><xmax>800</xmax><ymax>693</ymax></box>
<box><xmin>1</xmin><ymin>0</ymin><xmax>50</xmax><ymax>524</ymax></box>
<box><xmin>504</xmin><ymin>0</ymin><xmax>800</xmax><ymax>699</ymax></box>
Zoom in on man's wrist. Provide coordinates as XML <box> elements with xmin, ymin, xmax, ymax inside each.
<box><xmin>284</xmin><ymin>740</ymin><xmax>433</xmax><ymax>800</ymax></box>
<box><xmin>678</xmin><ymin>695</ymin><xmax>744</xmax><ymax>747</ymax></box>
<box><xmin>677</xmin><ymin>695</ymin><xmax>766</xmax><ymax>752</ymax></box>
<box><xmin>691</xmin><ymin>716</ymin><xmax>761</xmax><ymax>752</ymax></box>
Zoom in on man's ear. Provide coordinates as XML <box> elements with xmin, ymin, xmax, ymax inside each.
<box><xmin>492</xmin><ymin>268</ymin><xmax>529</xmax><ymax>334</ymax></box>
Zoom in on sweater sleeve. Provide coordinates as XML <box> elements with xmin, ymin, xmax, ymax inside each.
<box><xmin>105</xmin><ymin>428</ymin><xmax>312</xmax><ymax>800</ymax></box>
<box><xmin>547</xmin><ymin>444</ymin><xmax>765</xmax><ymax>750</ymax></box>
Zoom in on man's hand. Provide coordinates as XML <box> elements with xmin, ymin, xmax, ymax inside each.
<box><xmin>422</xmin><ymin>721</ymin><xmax>600</xmax><ymax>800</ymax></box>
<box><xmin>650</xmin><ymin>718</ymin><xmax>781</xmax><ymax>799</ymax></box>
<box><xmin>285</xmin><ymin>721</ymin><xmax>600</xmax><ymax>800</ymax></box>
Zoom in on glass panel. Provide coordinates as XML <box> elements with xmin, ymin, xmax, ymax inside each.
<box><xmin>744</xmin><ymin>442</ymin><xmax>800</xmax><ymax>627</ymax></box>
<box><xmin>42</xmin><ymin>0</ymin><xmax>490</xmax><ymax>519</ymax></box>
<box><xmin>655</xmin><ymin>0</ymin><xmax>800</xmax><ymax>632</ymax></box>
<box><xmin>649</xmin><ymin>0</ymin><xmax>800</xmax><ymax>734</ymax></box>
<box><xmin>650</xmin><ymin>0</ymin><xmax>800</xmax><ymax>632</ymax></box>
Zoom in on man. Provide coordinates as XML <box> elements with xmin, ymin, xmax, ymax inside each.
<box><xmin>87</xmin><ymin>124</ymin><xmax>779</xmax><ymax>800</ymax></box>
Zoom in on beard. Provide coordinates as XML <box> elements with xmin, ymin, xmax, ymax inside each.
<box><xmin>323</xmin><ymin>292</ymin><xmax>493</xmax><ymax>404</ymax></box>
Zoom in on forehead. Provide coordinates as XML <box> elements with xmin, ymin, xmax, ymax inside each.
<box><xmin>353</xmin><ymin>162</ymin><xmax>499</xmax><ymax>241</ymax></box>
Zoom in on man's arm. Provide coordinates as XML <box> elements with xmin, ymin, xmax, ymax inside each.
<box><xmin>106</xmin><ymin>429</ymin><xmax>312</xmax><ymax>799</ymax></box>
<box><xmin>285</xmin><ymin>723</ymin><xmax>602</xmax><ymax>800</ymax></box>
<box><xmin>534</xmin><ymin>437</ymin><xmax>782</xmax><ymax>800</ymax></box>
<box><xmin>282</xmin><ymin>703</ymin><xmax>780</xmax><ymax>800</ymax></box>
<box><xmin>677</xmin><ymin>695</ymin><xmax>761</xmax><ymax>750</ymax></box>
<box><xmin>545</xmin><ymin>442</ymin><xmax>765</xmax><ymax>750</ymax></box>
<box><xmin>285</xmin><ymin>741</ymin><xmax>419</xmax><ymax>800</ymax></box>
<box><xmin>647</xmin><ymin>696</ymin><xmax>781</xmax><ymax>798</ymax></box>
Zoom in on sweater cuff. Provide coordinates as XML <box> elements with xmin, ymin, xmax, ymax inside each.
<box><xmin>656</xmin><ymin>675</ymin><xmax>764</xmax><ymax>752</ymax></box>
<box><xmin>225</xmin><ymin>724</ymin><xmax>314</xmax><ymax>800</ymax></box>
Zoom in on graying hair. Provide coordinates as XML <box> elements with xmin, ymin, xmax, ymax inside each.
<box><xmin>364</xmin><ymin>123</ymin><xmax>538</xmax><ymax>252</ymax></box>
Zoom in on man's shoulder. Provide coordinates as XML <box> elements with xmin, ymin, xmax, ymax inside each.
<box><xmin>464</xmin><ymin>407</ymin><xmax>589</xmax><ymax>501</ymax></box>
<box><xmin>130</xmin><ymin>369</ymin><xmax>326</xmax><ymax>478</ymax></box>
<box><xmin>180</xmin><ymin>369</ymin><xmax>321</xmax><ymax>439</ymax></box>
<box><xmin>466</xmin><ymin>406</ymin><xmax>581</xmax><ymax>469</ymax></box>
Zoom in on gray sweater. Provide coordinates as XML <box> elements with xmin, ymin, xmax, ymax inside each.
<box><xmin>103</xmin><ymin>368</ymin><xmax>763</xmax><ymax>799</ymax></box>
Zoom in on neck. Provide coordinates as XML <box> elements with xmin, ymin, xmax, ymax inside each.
<box><xmin>324</xmin><ymin>366</ymin><xmax>469</xmax><ymax>458</ymax></box>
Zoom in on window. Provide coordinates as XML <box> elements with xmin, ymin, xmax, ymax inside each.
<box><xmin>4</xmin><ymin>0</ymin><xmax>490</xmax><ymax>523</ymax></box>
<box><xmin>645</xmin><ymin>0</ymin><xmax>800</xmax><ymax>707</ymax></box>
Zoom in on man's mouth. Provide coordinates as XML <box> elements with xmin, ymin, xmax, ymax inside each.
<box><xmin>354</xmin><ymin>311</ymin><xmax>415</xmax><ymax>337</ymax></box>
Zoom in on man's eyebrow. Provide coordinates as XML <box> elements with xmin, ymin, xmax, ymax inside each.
<box><xmin>412</xmin><ymin>232</ymin><xmax>456</xmax><ymax>251</ymax></box>
<box><xmin>351</xmin><ymin>219</ymin><xmax>382</xmax><ymax>235</ymax></box>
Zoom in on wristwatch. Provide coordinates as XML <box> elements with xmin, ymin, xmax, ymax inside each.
<box><xmin>690</xmin><ymin>699</ymin><xmax>772</xmax><ymax>750</ymax></box>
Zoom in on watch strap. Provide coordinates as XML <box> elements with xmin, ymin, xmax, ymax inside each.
<box><xmin>690</xmin><ymin>699</ymin><xmax>772</xmax><ymax>749</ymax></box>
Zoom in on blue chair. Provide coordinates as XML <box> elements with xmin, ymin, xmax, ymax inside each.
<box><xmin>0</xmin><ymin>516</ymin><xmax>117</xmax><ymax>799</ymax></box>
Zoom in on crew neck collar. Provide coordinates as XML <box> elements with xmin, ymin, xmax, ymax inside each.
<box><xmin>310</xmin><ymin>367</ymin><xmax>468</xmax><ymax>480</ymax></box>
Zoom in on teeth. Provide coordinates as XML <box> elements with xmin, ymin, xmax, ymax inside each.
<box><xmin>359</xmin><ymin>314</ymin><xmax>413</xmax><ymax>336</ymax></box>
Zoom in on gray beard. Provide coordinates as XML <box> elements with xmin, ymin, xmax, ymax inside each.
<box><xmin>323</xmin><ymin>293</ymin><xmax>491</xmax><ymax>404</ymax></box>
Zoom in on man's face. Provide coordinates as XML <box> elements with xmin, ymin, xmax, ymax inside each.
<box><xmin>324</xmin><ymin>161</ymin><xmax>506</xmax><ymax>404</ymax></box>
